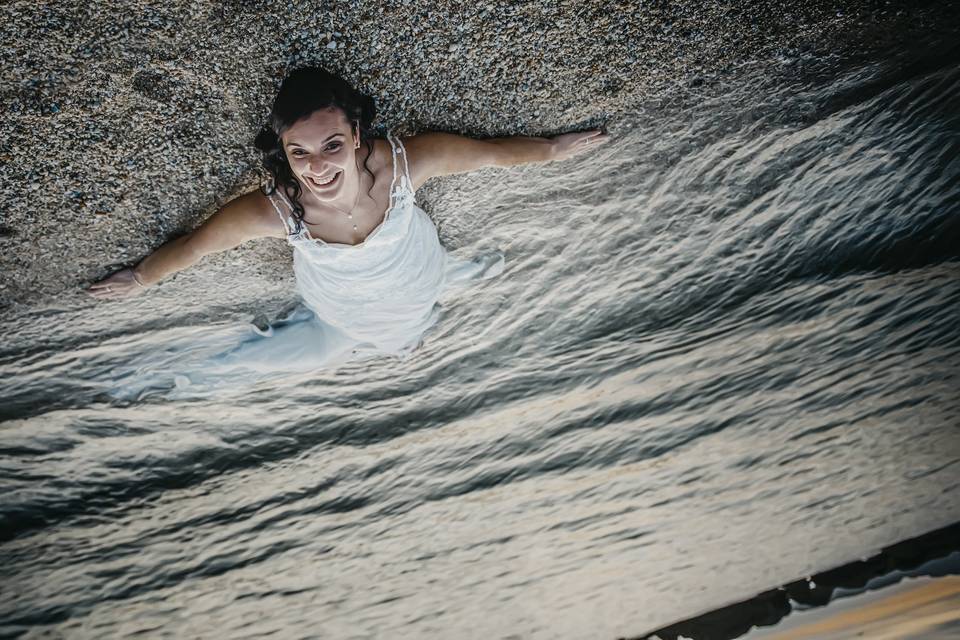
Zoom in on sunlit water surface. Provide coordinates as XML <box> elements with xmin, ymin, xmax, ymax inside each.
<box><xmin>2</xmin><ymin>44</ymin><xmax>959</xmax><ymax>639</ymax></box>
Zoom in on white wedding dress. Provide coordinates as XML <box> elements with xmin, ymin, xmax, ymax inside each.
<box><xmin>109</xmin><ymin>131</ymin><xmax>504</xmax><ymax>398</ymax></box>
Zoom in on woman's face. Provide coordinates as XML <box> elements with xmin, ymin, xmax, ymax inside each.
<box><xmin>281</xmin><ymin>107</ymin><xmax>361</xmax><ymax>202</ymax></box>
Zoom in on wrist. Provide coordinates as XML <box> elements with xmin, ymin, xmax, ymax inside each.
<box><xmin>544</xmin><ymin>138</ymin><xmax>559</xmax><ymax>162</ymax></box>
<box><xmin>131</xmin><ymin>266</ymin><xmax>148</xmax><ymax>288</ymax></box>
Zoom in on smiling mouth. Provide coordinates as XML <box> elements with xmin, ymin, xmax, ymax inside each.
<box><xmin>307</xmin><ymin>172</ymin><xmax>339</xmax><ymax>188</ymax></box>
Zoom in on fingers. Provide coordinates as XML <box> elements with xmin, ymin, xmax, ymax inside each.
<box><xmin>86</xmin><ymin>281</ymin><xmax>114</xmax><ymax>294</ymax></box>
<box><xmin>577</xmin><ymin>130</ymin><xmax>610</xmax><ymax>145</ymax></box>
<box><xmin>85</xmin><ymin>287</ymin><xmax>120</xmax><ymax>300</ymax></box>
<box><xmin>85</xmin><ymin>268</ymin><xmax>134</xmax><ymax>300</ymax></box>
<box><xmin>549</xmin><ymin>128</ymin><xmax>611</xmax><ymax>161</ymax></box>
<box><xmin>568</xmin><ymin>132</ymin><xmax>610</xmax><ymax>156</ymax></box>
<box><xmin>85</xmin><ymin>280</ymin><xmax>127</xmax><ymax>300</ymax></box>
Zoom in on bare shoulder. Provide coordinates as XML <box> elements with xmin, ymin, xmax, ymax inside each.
<box><xmin>187</xmin><ymin>189</ymin><xmax>287</xmax><ymax>258</ymax></box>
<box><xmin>226</xmin><ymin>189</ymin><xmax>288</xmax><ymax>239</ymax></box>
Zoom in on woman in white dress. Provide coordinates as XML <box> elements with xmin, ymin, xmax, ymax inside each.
<box><xmin>86</xmin><ymin>67</ymin><xmax>609</xmax><ymax>375</ymax></box>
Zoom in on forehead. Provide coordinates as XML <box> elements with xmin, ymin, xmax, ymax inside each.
<box><xmin>283</xmin><ymin>107</ymin><xmax>351</xmax><ymax>144</ymax></box>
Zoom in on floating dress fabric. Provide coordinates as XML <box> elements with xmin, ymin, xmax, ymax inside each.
<box><xmin>108</xmin><ymin>131</ymin><xmax>504</xmax><ymax>399</ymax></box>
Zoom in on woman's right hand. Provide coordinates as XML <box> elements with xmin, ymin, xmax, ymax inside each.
<box><xmin>548</xmin><ymin>129</ymin><xmax>610</xmax><ymax>162</ymax></box>
<box><xmin>86</xmin><ymin>268</ymin><xmax>148</xmax><ymax>300</ymax></box>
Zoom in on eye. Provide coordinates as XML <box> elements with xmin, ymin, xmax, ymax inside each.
<box><xmin>290</xmin><ymin>149</ymin><xmax>306</xmax><ymax>157</ymax></box>
<box><xmin>326</xmin><ymin>142</ymin><xmax>342</xmax><ymax>152</ymax></box>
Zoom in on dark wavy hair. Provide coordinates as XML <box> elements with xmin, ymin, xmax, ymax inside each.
<box><xmin>254</xmin><ymin>67</ymin><xmax>378</xmax><ymax>233</ymax></box>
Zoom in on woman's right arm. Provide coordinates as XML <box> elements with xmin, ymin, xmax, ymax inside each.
<box><xmin>86</xmin><ymin>191</ymin><xmax>283</xmax><ymax>300</ymax></box>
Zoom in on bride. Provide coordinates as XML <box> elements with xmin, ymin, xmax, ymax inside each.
<box><xmin>86</xmin><ymin>67</ymin><xmax>609</xmax><ymax>372</ymax></box>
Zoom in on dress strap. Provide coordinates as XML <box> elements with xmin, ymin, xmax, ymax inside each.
<box><xmin>265</xmin><ymin>186</ymin><xmax>297</xmax><ymax>237</ymax></box>
<box><xmin>386</xmin><ymin>130</ymin><xmax>413</xmax><ymax>196</ymax></box>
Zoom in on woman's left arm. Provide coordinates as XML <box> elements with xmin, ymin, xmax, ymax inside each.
<box><xmin>404</xmin><ymin>129</ymin><xmax>610</xmax><ymax>190</ymax></box>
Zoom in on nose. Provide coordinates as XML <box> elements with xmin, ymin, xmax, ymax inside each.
<box><xmin>306</xmin><ymin>158</ymin><xmax>328</xmax><ymax>176</ymax></box>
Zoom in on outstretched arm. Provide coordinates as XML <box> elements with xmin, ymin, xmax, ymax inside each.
<box><xmin>86</xmin><ymin>191</ymin><xmax>282</xmax><ymax>300</ymax></box>
<box><xmin>404</xmin><ymin>129</ymin><xmax>610</xmax><ymax>189</ymax></box>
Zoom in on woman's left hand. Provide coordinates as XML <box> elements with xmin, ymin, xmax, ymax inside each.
<box><xmin>86</xmin><ymin>268</ymin><xmax>148</xmax><ymax>300</ymax></box>
<box><xmin>549</xmin><ymin>129</ymin><xmax>610</xmax><ymax>161</ymax></box>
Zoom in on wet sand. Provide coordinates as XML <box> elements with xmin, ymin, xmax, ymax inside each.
<box><xmin>749</xmin><ymin>576</ymin><xmax>960</xmax><ymax>640</ymax></box>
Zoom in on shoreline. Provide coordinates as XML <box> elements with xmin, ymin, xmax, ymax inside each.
<box><xmin>633</xmin><ymin>520</ymin><xmax>960</xmax><ymax>640</ymax></box>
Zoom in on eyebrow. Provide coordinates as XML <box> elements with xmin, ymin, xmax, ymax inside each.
<box><xmin>285</xmin><ymin>133</ymin><xmax>345</xmax><ymax>148</ymax></box>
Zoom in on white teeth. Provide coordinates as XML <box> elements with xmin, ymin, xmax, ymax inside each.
<box><xmin>310</xmin><ymin>173</ymin><xmax>337</xmax><ymax>186</ymax></box>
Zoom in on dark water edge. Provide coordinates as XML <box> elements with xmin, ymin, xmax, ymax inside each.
<box><xmin>632</xmin><ymin>521</ymin><xmax>960</xmax><ymax>640</ymax></box>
